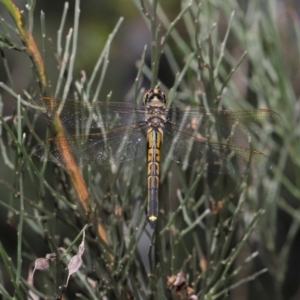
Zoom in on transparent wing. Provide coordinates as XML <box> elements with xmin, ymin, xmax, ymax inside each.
<box><xmin>28</xmin><ymin>97</ymin><xmax>280</xmax><ymax>137</ymax></box>
<box><xmin>28</xmin><ymin>97</ymin><xmax>147</xmax><ymax>129</ymax></box>
<box><xmin>163</xmin><ymin>125</ymin><xmax>271</xmax><ymax>174</ymax></box>
<box><xmin>165</xmin><ymin>107</ymin><xmax>280</xmax><ymax>139</ymax></box>
<box><xmin>31</xmin><ymin>125</ymin><xmax>147</xmax><ymax>166</ymax></box>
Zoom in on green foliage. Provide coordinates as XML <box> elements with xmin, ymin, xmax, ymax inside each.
<box><xmin>0</xmin><ymin>0</ymin><xmax>298</xmax><ymax>299</ymax></box>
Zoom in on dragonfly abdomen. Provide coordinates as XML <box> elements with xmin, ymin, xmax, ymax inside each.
<box><xmin>147</xmin><ymin>129</ymin><xmax>162</xmax><ymax>223</ymax></box>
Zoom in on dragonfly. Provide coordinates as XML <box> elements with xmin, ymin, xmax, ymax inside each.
<box><xmin>29</xmin><ymin>87</ymin><xmax>280</xmax><ymax>225</ymax></box>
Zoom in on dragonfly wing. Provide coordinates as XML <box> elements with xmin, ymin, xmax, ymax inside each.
<box><xmin>163</xmin><ymin>125</ymin><xmax>272</xmax><ymax>174</ymax></box>
<box><xmin>32</xmin><ymin>125</ymin><xmax>147</xmax><ymax>166</ymax></box>
<box><xmin>166</xmin><ymin>107</ymin><xmax>280</xmax><ymax>139</ymax></box>
<box><xmin>28</xmin><ymin>98</ymin><xmax>146</xmax><ymax>129</ymax></box>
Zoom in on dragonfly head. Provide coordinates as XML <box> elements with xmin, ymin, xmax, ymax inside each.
<box><xmin>143</xmin><ymin>88</ymin><xmax>167</xmax><ymax>105</ymax></box>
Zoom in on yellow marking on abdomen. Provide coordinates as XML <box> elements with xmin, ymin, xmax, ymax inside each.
<box><xmin>147</xmin><ymin>129</ymin><xmax>162</xmax><ymax>223</ymax></box>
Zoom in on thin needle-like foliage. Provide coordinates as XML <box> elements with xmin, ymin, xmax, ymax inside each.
<box><xmin>0</xmin><ymin>0</ymin><xmax>298</xmax><ymax>299</ymax></box>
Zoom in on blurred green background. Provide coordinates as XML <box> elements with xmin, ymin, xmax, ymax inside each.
<box><xmin>0</xmin><ymin>0</ymin><xmax>300</xmax><ymax>299</ymax></box>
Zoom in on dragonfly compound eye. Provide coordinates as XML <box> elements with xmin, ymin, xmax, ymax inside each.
<box><xmin>144</xmin><ymin>88</ymin><xmax>167</xmax><ymax>105</ymax></box>
<box><xmin>143</xmin><ymin>89</ymin><xmax>152</xmax><ymax>104</ymax></box>
<box><xmin>160</xmin><ymin>90</ymin><xmax>167</xmax><ymax>104</ymax></box>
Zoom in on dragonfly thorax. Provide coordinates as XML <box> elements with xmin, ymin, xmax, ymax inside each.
<box><xmin>145</xmin><ymin>104</ymin><xmax>167</xmax><ymax>130</ymax></box>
